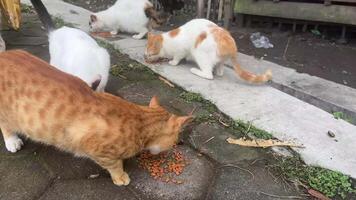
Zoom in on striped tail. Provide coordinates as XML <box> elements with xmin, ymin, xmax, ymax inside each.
<box><xmin>231</xmin><ymin>57</ymin><xmax>272</xmax><ymax>84</ymax></box>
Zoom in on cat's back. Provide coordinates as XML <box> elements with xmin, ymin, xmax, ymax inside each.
<box><xmin>180</xmin><ymin>19</ymin><xmax>216</xmax><ymax>34</ymax></box>
<box><xmin>0</xmin><ymin>50</ymin><xmax>94</xmax><ymax>96</ymax></box>
<box><xmin>50</xmin><ymin>26</ymin><xmax>98</xmax><ymax>48</ymax></box>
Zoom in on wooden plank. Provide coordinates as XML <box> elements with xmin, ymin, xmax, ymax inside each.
<box><xmin>331</xmin><ymin>0</ymin><xmax>356</xmax><ymax>3</ymax></box>
<box><xmin>235</xmin><ymin>0</ymin><xmax>356</xmax><ymax>25</ymax></box>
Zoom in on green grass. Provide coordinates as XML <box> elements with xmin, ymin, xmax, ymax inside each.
<box><xmin>21</xmin><ymin>4</ymin><xmax>33</xmax><ymax>14</ymax></box>
<box><xmin>272</xmin><ymin>157</ymin><xmax>355</xmax><ymax>199</ymax></box>
<box><xmin>53</xmin><ymin>16</ymin><xmax>75</xmax><ymax>28</ymax></box>
<box><xmin>333</xmin><ymin>112</ymin><xmax>352</xmax><ymax>123</ymax></box>
<box><xmin>233</xmin><ymin>120</ymin><xmax>273</xmax><ymax>139</ymax></box>
<box><xmin>179</xmin><ymin>92</ymin><xmax>217</xmax><ymax>113</ymax></box>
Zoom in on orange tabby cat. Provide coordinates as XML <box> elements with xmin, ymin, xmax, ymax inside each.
<box><xmin>0</xmin><ymin>50</ymin><xmax>192</xmax><ymax>186</ymax></box>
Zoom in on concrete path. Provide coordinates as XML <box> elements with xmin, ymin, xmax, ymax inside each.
<box><xmin>0</xmin><ymin>8</ymin><xmax>303</xmax><ymax>200</ymax></box>
<box><xmin>23</xmin><ymin>0</ymin><xmax>356</xmax><ymax>178</ymax></box>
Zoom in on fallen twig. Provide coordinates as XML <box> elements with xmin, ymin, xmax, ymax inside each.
<box><xmin>283</xmin><ymin>37</ymin><xmax>291</xmax><ymax>60</ymax></box>
<box><xmin>117</xmin><ymin>74</ymin><xmax>127</xmax><ymax>79</ymax></box>
<box><xmin>159</xmin><ymin>76</ymin><xmax>175</xmax><ymax>88</ymax></box>
<box><xmin>258</xmin><ymin>191</ymin><xmax>304</xmax><ymax>199</ymax></box>
<box><xmin>218</xmin><ymin>164</ymin><xmax>254</xmax><ymax>180</ymax></box>
<box><xmin>227</xmin><ymin>137</ymin><xmax>304</xmax><ymax>148</ymax></box>
<box><xmin>307</xmin><ymin>189</ymin><xmax>331</xmax><ymax>200</ymax></box>
<box><xmin>218</xmin><ymin>117</ymin><xmax>230</xmax><ymax>127</ymax></box>
<box><xmin>202</xmin><ymin>136</ymin><xmax>215</xmax><ymax>145</ymax></box>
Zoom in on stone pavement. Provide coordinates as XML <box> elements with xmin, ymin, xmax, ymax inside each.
<box><xmin>22</xmin><ymin>0</ymin><xmax>356</xmax><ymax>179</ymax></box>
<box><xmin>0</xmin><ymin>7</ymin><xmax>303</xmax><ymax>200</ymax></box>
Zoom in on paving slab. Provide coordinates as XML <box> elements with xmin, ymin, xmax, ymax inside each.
<box><xmin>39</xmin><ymin>179</ymin><xmax>138</xmax><ymax>200</ymax></box>
<box><xmin>0</xmin><ymin>157</ymin><xmax>54</xmax><ymax>200</ymax></box>
<box><xmin>126</xmin><ymin>146</ymin><xmax>214</xmax><ymax>200</ymax></box>
<box><xmin>207</xmin><ymin>160</ymin><xmax>302</xmax><ymax>200</ymax></box>
<box><xmin>187</xmin><ymin>123</ymin><xmax>263</xmax><ymax>164</ymax></box>
<box><xmin>37</xmin><ymin>146</ymin><xmax>107</xmax><ymax>180</ymax></box>
<box><xmin>21</xmin><ymin>0</ymin><xmax>356</xmax><ymax>178</ymax></box>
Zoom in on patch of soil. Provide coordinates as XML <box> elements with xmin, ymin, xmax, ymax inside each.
<box><xmin>230</xmin><ymin>27</ymin><xmax>356</xmax><ymax>88</ymax></box>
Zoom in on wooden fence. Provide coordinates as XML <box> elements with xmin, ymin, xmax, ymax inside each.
<box><xmin>150</xmin><ymin>0</ymin><xmax>235</xmax><ymax>28</ymax></box>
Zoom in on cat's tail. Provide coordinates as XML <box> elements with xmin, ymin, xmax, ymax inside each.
<box><xmin>30</xmin><ymin>0</ymin><xmax>55</xmax><ymax>32</ymax></box>
<box><xmin>91</xmin><ymin>75</ymin><xmax>102</xmax><ymax>91</ymax></box>
<box><xmin>231</xmin><ymin>56</ymin><xmax>272</xmax><ymax>84</ymax></box>
<box><xmin>144</xmin><ymin>4</ymin><xmax>167</xmax><ymax>27</ymax></box>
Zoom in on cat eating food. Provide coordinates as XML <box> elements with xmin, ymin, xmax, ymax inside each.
<box><xmin>144</xmin><ymin>19</ymin><xmax>272</xmax><ymax>83</ymax></box>
<box><xmin>31</xmin><ymin>0</ymin><xmax>110</xmax><ymax>92</ymax></box>
<box><xmin>89</xmin><ymin>0</ymin><xmax>166</xmax><ymax>40</ymax></box>
<box><xmin>0</xmin><ymin>50</ymin><xmax>192</xmax><ymax>186</ymax></box>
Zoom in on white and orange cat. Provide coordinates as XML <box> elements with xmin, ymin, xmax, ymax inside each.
<box><xmin>145</xmin><ymin>19</ymin><xmax>272</xmax><ymax>83</ymax></box>
<box><xmin>89</xmin><ymin>0</ymin><xmax>165</xmax><ymax>39</ymax></box>
<box><xmin>0</xmin><ymin>50</ymin><xmax>192</xmax><ymax>186</ymax></box>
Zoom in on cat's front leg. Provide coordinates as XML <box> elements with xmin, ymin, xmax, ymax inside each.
<box><xmin>1</xmin><ymin>127</ymin><xmax>23</xmax><ymax>153</ymax></box>
<box><xmin>132</xmin><ymin>29</ymin><xmax>148</xmax><ymax>40</ymax></box>
<box><xmin>169</xmin><ymin>55</ymin><xmax>184</xmax><ymax>66</ymax></box>
<box><xmin>104</xmin><ymin>159</ymin><xmax>131</xmax><ymax>186</ymax></box>
<box><xmin>110</xmin><ymin>30</ymin><xmax>118</xmax><ymax>35</ymax></box>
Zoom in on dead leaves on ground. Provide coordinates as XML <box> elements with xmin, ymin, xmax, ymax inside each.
<box><xmin>226</xmin><ymin>137</ymin><xmax>304</xmax><ymax>148</ymax></box>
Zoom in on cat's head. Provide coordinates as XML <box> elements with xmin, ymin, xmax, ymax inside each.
<box><xmin>145</xmin><ymin>96</ymin><xmax>193</xmax><ymax>155</ymax></box>
<box><xmin>144</xmin><ymin>33</ymin><xmax>164</xmax><ymax>63</ymax></box>
<box><xmin>89</xmin><ymin>14</ymin><xmax>104</xmax><ymax>31</ymax></box>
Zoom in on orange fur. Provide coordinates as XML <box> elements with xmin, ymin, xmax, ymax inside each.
<box><xmin>146</xmin><ymin>33</ymin><xmax>163</xmax><ymax>59</ymax></box>
<box><xmin>0</xmin><ymin>50</ymin><xmax>191</xmax><ymax>186</ymax></box>
<box><xmin>210</xmin><ymin>27</ymin><xmax>272</xmax><ymax>83</ymax></box>
<box><xmin>169</xmin><ymin>28</ymin><xmax>180</xmax><ymax>38</ymax></box>
<box><xmin>194</xmin><ymin>31</ymin><xmax>207</xmax><ymax>48</ymax></box>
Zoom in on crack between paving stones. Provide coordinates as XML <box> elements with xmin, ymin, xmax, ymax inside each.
<box><xmin>31</xmin><ymin>177</ymin><xmax>56</xmax><ymax>200</ymax></box>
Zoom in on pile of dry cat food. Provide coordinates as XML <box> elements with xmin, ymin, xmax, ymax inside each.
<box><xmin>137</xmin><ymin>146</ymin><xmax>188</xmax><ymax>184</ymax></box>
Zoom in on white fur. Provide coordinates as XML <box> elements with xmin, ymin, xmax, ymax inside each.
<box><xmin>147</xmin><ymin>145</ymin><xmax>162</xmax><ymax>155</ymax></box>
<box><xmin>90</xmin><ymin>0</ymin><xmax>152</xmax><ymax>39</ymax></box>
<box><xmin>5</xmin><ymin>135</ymin><xmax>23</xmax><ymax>153</ymax></box>
<box><xmin>49</xmin><ymin>26</ymin><xmax>110</xmax><ymax>92</ymax></box>
<box><xmin>0</xmin><ymin>33</ymin><xmax>5</xmax><ymax>52</ymax></box>
<box><xmin>148</xmin><ymin>19</ymin><xmax>222</xmax><ymax>80</ymax></box>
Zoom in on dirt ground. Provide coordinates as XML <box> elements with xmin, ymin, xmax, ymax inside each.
<box><xmin>64</xmin><ymin>0</ymin><xmax>356</xmax><ymax>89</ymax></box>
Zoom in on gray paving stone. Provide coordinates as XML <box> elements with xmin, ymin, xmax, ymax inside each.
<box><xmin>0</xmin><ymin>135</ymin><xmax>42</xmax><ymax>159</ymax></box>
<box><xmin>187</xmin><ymin>123</ymin><xmax>264</xmax><ymax>164</ymax></box>
<box><xmin>208</xmin><ymin>161</ymin><xmax>302</xmax><ymax>200</ymax></box>
<box><xmin>126</xmin><ymin>146</ymin><xmax>214</xmax><ymax>200</ymax></box>
<box><xmin>39</xmin><ymin>179</ymin><xmax>138</xmax><ymax>200</ymax></box>
<box><xmin>0</xmin><ymin>157</ymin><xmax>54</xmax><ymax>200</ymax></box>
<box><xmin>37</xmin><ymin>146</ymin><xmax>107</xmax><ymax>179</ymax></box>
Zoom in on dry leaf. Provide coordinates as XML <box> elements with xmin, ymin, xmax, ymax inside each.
<box><xmin>0</xmin><ymin>0</ymin><xmax>21</xmax><ymax>30</ymax></box>
<box><xmin>90</xmin><ymin>31</ymin><xmax>114</xmax><ymax>38</ymax></box>
<box><xmin>226</xmin><ymin>137</ymin><xmax>303</xmax><ymax>148</ymax></box>
<box><xmin>308</xmin><ymin>189</ymin><xmax>331</xmax><ymax>200</ymax></box>
<box><xmin>159</xmin><ymin>76</ymin><xmax>175</xmax><ymax>88</ymax></box>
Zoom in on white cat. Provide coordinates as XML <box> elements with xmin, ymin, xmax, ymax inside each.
<box><xmin>144</xmin><ymin>19</ymin><xmax>272</xmax><ymax>83</ymax></box>
<box><xmin>89</xmin><ymin>0</ymin><xmax>164</xmax><ymax>40</ymax></box>
<box><xmin>30</xmin><ymin>0</ymin><xmax>110</xmax><ymax>91</ymax></box>
<box><xmin>49</xmin><ymin>27</ymin><xmax>110</xmax><ymax>92</ymax></box>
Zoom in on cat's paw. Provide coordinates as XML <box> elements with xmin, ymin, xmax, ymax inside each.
<box><xmin>216</xmin><ymin>68</ymin><xmax>224</xmax><ymax>76</ymax></box>
<box><xmin>190</xmin><ymin>68</ymin><xmax>213</xmax><ymax>80</ymax></box>
<box><xmin>110</xmin><ymin>30</ymin><xmax>118</xmax><ymax>35</ymax></box>
<box><xmin>5</xmin><ymin>135</ymin><xmax>23</xmax><ymax>153</ymax></box>
<box><xmin>112</xmin><ymin>172</ymin><xmax>130</xmax><ymax>186</ymax></box>
<box><xmin>169</xmin><ymin>60</ymin><xmax>180</xmax><ymax>66</ymax></box>
<box><xmin>132</xmin><ymin>34</ymin><xmax>143</xmax><ymax>40</ymax></box>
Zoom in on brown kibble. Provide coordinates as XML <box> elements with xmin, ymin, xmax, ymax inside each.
<box><xmin>138</xmin><ymin>146</ymin><xmax>188</xmax><ymax>184</ymax></box>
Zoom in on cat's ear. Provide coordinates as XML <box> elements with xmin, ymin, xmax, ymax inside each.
<box><xmin>149</xmin><ymin>95</ymin><xmax>160</xmax><ymax>108</ymax></box>
<box><xmin>176</xmin><ymin>116</ymin><xmax>194</xmax><ymax>128</ymax></box>
<box><xmin>90</xmin><ymin>14</ymin><xmax>98</xmax><ymax>22</ymax></box>
<box><xmin>147</xmin><ymin>32</ymin><xmax>153</xmax><ymax>39</ymax></box>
